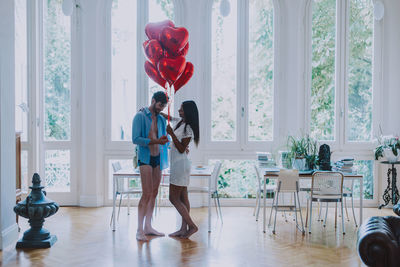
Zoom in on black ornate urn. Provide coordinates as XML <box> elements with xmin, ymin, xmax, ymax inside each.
<box><xmin>14</xmin><ymin>173</ymin><xmax>59</xmax><ymax>248</ymax></box>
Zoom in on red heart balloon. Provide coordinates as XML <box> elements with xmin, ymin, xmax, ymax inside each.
<box><xmin>160</xmin><ymin>27</ymin><xmax>189</xmax><ymax>55</ymax></box>
<box><xmin>144</xmin><ymin>40</ymin><xmax>164</xmax><ymax>65</ymax></box>
<box><xmin>173</xmin><ymin>62</ymin><xmax>194</xmax><ymax>93</ymax></box>
<box><xmin>157</xmin><ymin>56</ymin><xmax>186</xmax><ymax>86</ymax></box>
<box><xmin>178</xmin><ymin>42</ymin><xmax>189</xmax><ymax>57</ymax></box>
<box><xmin>144</xmin><ymin>61</ymin><xmax>166</xmax><ymax>88</ymax></box>
<box><xmin>145</xmin><ymin>20</ymin><xmax>175</xmax><ymax>40</ymax></box>
<box><xmin>164</xmin><ymin>42</ymin><xmax>189</xmax><ymax>58</ymax></box>
<box><xmin>142</xmin><ymin>40</ymin><xmax>150</xmax><ymax>50</ymax></box>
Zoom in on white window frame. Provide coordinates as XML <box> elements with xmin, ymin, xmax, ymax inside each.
<box><xmin>304</xmin><ymin>0</ymin><xmax>382</xmax><ymax>204</ymax></box>
<box><xmin>204</xmin><ymin>0</ymin><xmax>280</xmax><ymax>154</ymax></box>
<box><xmin>105</xmin><ymin>0</ymin><xmax>178</xmax><ymax>153</ymax></box>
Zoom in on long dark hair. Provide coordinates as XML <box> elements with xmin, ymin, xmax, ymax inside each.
<box><xmin>175</xmin><ymin>100</ymin><xmax>200</xmax><ymax>146</ymax></box>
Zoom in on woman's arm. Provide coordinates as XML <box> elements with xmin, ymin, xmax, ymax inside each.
<box><xmin>166</xmin><ymin>124</ymin><xmax>191</xmax><ymax>153</ymax></box>
<box><xmin>160</xmin><ymin>112</ymin><xmax>179</xmax><ymax>122</ymax></box>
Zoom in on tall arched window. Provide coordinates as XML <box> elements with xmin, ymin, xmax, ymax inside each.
<box><xmin>347</xmin><ymin>0</ymin><xmax>373</xmax><ymax>142</ymax></box>
<box><xmin>210</xmin><ymin>0</ymin><xmax>274</xmax><ymax>198</ymax></box>
<box><xmin>248</xmin><ymin>0</ymin><xmax>274</xmax><ymax>141</ymax></box>
<box><xmin>148</xmin><ymin>0</ymin><xmax>174</xmax><ymax>101</ymax></box>
<box><xmin>310</xmin><ymin>0</ymin><xmax>336</xmax><ymax>141</ymax></box>
<box><xmin>111</xmin><ymin>0</ymin><xmax>137</xmax><ymax>141</ymax></box>
<box><xmin>211</xmin><ymin>0</ymin><xmax>238</xmax><ymax>142</ymax></box>
<box><xmin>211</xmin><ymin>0</ymin><xmax>274</xmax><ymax>144</ymax></box>
<box><xmin>111</xmin><ymin>0</ymin><xmax>173</xmax><ymax>142</ymax></box>
<box><xmin>309</xmin><ymin>0</ymin><xmax>375</xmax><ymax>200</ymax></box>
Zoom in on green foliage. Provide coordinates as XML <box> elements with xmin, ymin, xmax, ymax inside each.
<box><xmin>311</xmin><ymin>0</ymin><xmax>373</xmax><ymax>142</ymax></box>
<box><xmin>287</xmin><ymin>135</ymin><xmax>318</xmax><ymax>169</ymax></box>
<box><xmin>374</xmin><ymin>136</ymin><xmax>400</xmax><ymax>160</ymax></box>
<box><xmin>44</xmin><ymin>0</ymin><xmax>71</xmax><ymax>141</ymax></box>
<box><xmin>310</xmin><ymin>0</ymin><xmax>336</xmax><ymax>141</ymax></box>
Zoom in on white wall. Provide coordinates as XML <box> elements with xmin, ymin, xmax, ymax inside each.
<box><xmin>0</xmin><ymin>0</ymin><xmax>19</xmax><ymax>250</ymax></box>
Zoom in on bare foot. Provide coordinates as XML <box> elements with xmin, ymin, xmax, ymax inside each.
<box><xmin>144</xmin><ymin>227</ymin><xmax>165</xmax><ymax>236</ymax></box>
<box><xmin>168</xmin><ymin>229</ymin><xmax>187</xmax><ymax>237</ymax></box>
<box><xmin>181</xmin><ymin>225</ymin><xmax>198</xmax><ymax>239</ymax></box>
<box><xmin>136</xmin><ymin>231</ymin><xmax>148</xmax><ymax>241</ymax></box>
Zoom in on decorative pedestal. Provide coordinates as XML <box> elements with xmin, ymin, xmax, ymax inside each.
<box><xmin>379</xmin><ymin>161</ymin><xmax>400</xmax><ymax>209</ymax></box>
<box><xmin>14</xmin><ymin>173</ymin><xmax>59</xmax><ymax>248</ymax></box>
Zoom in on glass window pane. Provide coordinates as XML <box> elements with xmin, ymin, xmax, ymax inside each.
<box><xmin>248</xmin><ymin>0</ymin><xmax>273</xmax><ymax>141</ymax></box>
<box><xmin>211</xmin><ymin>0</ymin><xmax>237</xmax><ymax>141</ymax></box>
<box><xmin>45</xmin><ymin>150</ymin><xmax>70</xmax><ymax>192</ymax></box>
<box><xmin>111</xmin><ymin>0</ymin><xmax>137</xmax><ymax>141</ymax></box>
<box><xmin>209</xmin><ymin>159</ymin><xmax>257</xmax><ymax>198</ymax></box>
<box><xmin>310</xmin><ymin>0</ymin><xmax>336</xmax><ymax>141</ymax></box>
<box><xmin>348</xmin><ymin>0</ymin><xmax>373</xmax><ymax>142</ymax></box>
<box><xmin>148</xmin><ymin>0</ymin><xmax>174</xmax><ymax>102</ymax></box>
<box><xmin>15</xmin><ymin>0</ymin><xmax>28</xmax><ymax>142</ymax></box>
<box><xmin>43</xmin><ymin>0</ymin><xmax>71</xmax><ymax>141</ymax></box>
<box><xmin>352</xmin><ymin>160</ymin><xmax>374</xmax><ymax>199</ymax></box>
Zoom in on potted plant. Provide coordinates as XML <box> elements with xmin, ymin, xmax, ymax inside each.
<box><xmin>375</xmin><ymin>135</ymin><xmax>400</xmax><ymax>163</ymax></box>
<box><xmin>287</xmin><ymin>134</ymin><xmax>318</xmax><ymax>170</ymax></box>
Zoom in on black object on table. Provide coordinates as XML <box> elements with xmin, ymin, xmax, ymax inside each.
<box><xmin>378</xmin><ymin>161</ymin><xmax>400</xmax><ymax>209</ymax></box>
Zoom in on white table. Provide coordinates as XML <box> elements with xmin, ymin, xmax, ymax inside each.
<box><xmin>112</xmin><ymin>166</ymin><xmax>213</xmax><ymax>232</ymax></box>
<box><xmin>262</xmin><ymin>169</ymin><xmax>364</xmax><ymax>233</ymax></box>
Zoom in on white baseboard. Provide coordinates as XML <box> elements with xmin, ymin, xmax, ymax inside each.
<box><xmin>1</xmin><ymin>223</ymin><xmax>19</xmax><ymax>250</ymax></box>
<box><xmin>79</xmin><ymin>195</ymin><xmax>104</xmax><ymax>207</ymax></box>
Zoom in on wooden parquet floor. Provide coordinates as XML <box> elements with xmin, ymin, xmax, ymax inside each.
<box><xmin>0</xmin><ymin>206</ymin><xmax>393</xmax><ymax>267</ymax></box>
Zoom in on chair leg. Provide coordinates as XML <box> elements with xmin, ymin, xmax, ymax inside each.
<box><xmin>351</xmin><ymin>194</ymin><xmax>358</xmax><ymax>227</ymax></box>
<box><xmin>296</xmin><ymin>191</ymin><xmax>305</xmax><ymax>234</ymax></box>
<box><xmin>318</xmin><ymin>202</ymin><xmax>322</xmax><ymax>222</ymax></box>
<box><xmin>127</xmin><ymin>194</ymin><xmax>130</xmax><ymax>215</ymax></box>
<box><xmin>254</xmin><ymin>191</ymin><xmax>259</xmax><ymax>216</ymax></box>
<box><xmin>309</xmin><ymin>200</ymin><xmax>313</xmax><ymax>234</ymax></box>
<box><xmin>214</xmin><ymin>197</ymin><xmax>219</xmax><ymax>218</ymax></box>
<box><xmin>110</xmin><ymin>193</ymin><xmax>118</xmax><ymax>226</ymax></box>
<box><xmin>335</xmin><ymin>202</ymin><xmax>337</xmax><ymax>228</ymax></box>
<box><xmin>344</xmin><ymin>197</ymin><xmax>350</xmax><ymax>221</ymax></box>
<box><xmin>323</xmin><ymin>202</ymin><xmax>328</xmax><ymax>227</ymax></box>
<box><xmin>341</xmin><ymin>199</ymin><xmax>345</xmax><ymax>235</ymax></box>
<box><xmin>294</xmin><ymin>192</ymin><xmax>298</xmax><ymax>227</ymax></box>
<box><xmin>273</xmin><ymin>191</ymin><xmax>280</xmax><ymax>234</ymax></box>
<box><xmin>282</xmin><ymin>194</ymin><xmax>288</xmax><ymax>222</ymax></box>
<box><xmin>117</xmin><ymin>194</ymin><xmax>123</xmax><ymax>220</ymax></box>
<box><xmin>268</xmin><ymin>192</ymin><xmax>276</xmax><ymax>227</ymax></box>
<box><xmin>256</xmin><ymin>193</ymin><xmax>262</xmax><ymax>221</ymax></box>
<box><xmin>305</xmin><ymin>197</ymin><xmax>309</xmax><ymax>228</ymax></box>
<box><xmin>216</xmin><ymin>194</ymin><xmax>223</xmax><ymax>224</ymax></box>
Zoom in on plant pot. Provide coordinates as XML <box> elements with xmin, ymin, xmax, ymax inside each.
<box><xmin>292</xmin><ymin>158</ymin><xmax>307</xmax><ymax>171</ymax></box>
<box><xmin>384</xmin><ymin>148</ymin><xmax>400</xmax><ymax>163</ymax></box>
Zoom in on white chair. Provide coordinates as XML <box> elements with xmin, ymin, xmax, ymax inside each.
<box><xmin>110</xmin><ymin>161</ymin><xmax>142</xmax><ymax>224</ymax></box>
<box><xmin>268</xmin><ymin>169</ymin><xmax>305</xmax><ymax>234</ymax></box>
<box><xmin>342</xmin><ymin>179</ymin><xmax>357</xmax><ymax>227</ymax></box>
<box><xmin>254</xmin><ymin>165</ymin><xmax>276</xmax><ymax>221</ymax></box>
<box><xmin>188</xmin><ymin>161</ymin><xmax>223</xmax><ymax>221</ymax></box>
<box><xmin>308</xmin><ymin>171</ymin><xmax>345</xmax><ymax>234</ymax></box>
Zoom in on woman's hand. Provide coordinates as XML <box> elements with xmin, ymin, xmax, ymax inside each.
<box><xmin>166</xmin><ymin>124</ymin><xmax>174</xmax><ymax>136</ymax></box>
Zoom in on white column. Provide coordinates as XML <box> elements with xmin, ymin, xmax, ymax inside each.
<box><xmin>0</xmin><ymin>0</ymin><xmax>19</xmax><ymax>249</ymax></box>
<box><xmin>77</xmin><ymin>0</ymin><xmax>107</xmax><ymax>207</ymax></box>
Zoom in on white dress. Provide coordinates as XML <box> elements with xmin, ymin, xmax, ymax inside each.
<box><xmin>169</xmin><ymin>123</ymin><xmax>194</xmax><ymax>187</ymax></box>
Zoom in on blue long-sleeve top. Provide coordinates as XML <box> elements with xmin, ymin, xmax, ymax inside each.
<box><xmin>132</xmin><ymin>107</ymin><xmax>168</xmax><ymax>170</ymax></box>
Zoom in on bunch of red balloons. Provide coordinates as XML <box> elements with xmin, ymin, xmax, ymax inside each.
<box><xmin>143</xmin><ymin>20</ymin><xmax>194</xmax><ymax>94</ymax></box>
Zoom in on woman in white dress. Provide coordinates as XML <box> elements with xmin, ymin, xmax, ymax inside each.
<box><xmin>166</xmin><ymin>100</ymin><xmax>199</xmax><ymax>238</ymax></box>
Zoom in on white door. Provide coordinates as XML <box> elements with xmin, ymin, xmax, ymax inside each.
<box><xmin>38</xmin><ymin>0</ymin><xmax>77</xmax><ymax>205</ymax></box>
